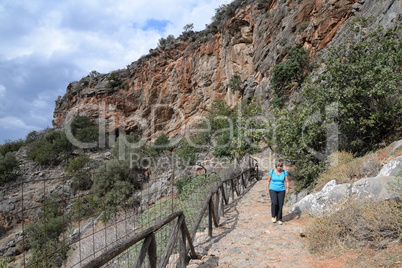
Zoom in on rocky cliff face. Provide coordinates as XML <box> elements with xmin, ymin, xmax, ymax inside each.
<box><xmin>53</xmin><ymin>0</ymin><xmax>401</xmax><ymax>140</ymax></box>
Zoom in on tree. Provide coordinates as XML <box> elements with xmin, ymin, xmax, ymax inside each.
<box><xmin>228</xmin><ymin>74</ymin><xmax>242</xmax><ymax>93</ymax></box>
<box><xmin>303</xmin><ymin>22</ymin><xmax>402</xmax><ymax>154</ymax></box>
<box><xmin>183</xmin><ymin>23</ymin><xmax>194</xmax><ymax>32</ymax></box>
<box><xmin>269</xmin><ymin>19</ymin><xmax>402</xmax><ymax>190</ymax></box>
<box><xmin>270</xmin><ymin>47</ymin><xmax>310</xmax><ymax>96</ymax></box>
<box><xmin>92</xmin><ymin>159</ymin><xmax>146</xmax><ymax>220</ymax></box>
<box><xmin>151</xmin><ymin>133</ymin><xmax>171</xmax><ymax>155</ymax></box>
<box><xmin>70</xmin><ymin>116</ymin><xmax>99</xmax><ymax>143</ymax></box>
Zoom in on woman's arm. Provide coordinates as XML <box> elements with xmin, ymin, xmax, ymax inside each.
<box><xmin>285</xmin><ymin>175</ymin><xmax>290</xmax><ymax>194</ymax></box>
<box><xmin>266</xmin><ymin>173</ymin><xmax>271</xmax><ymax>194</ymax></box>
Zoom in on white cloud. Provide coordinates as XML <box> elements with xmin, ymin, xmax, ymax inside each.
<box><xmin>0</xmin><ymin>116</ymin><xmax>39</xmax><ymax>131</ymax></box>
<box><xmin>0</xmin><ymin>85</ymin><xmax>5</xmax><ymax>98</ymax></box>
<box><xmin>0</xmin><ymin>0</ymin><xmax>228</xmax><ymax>143</ymax></box>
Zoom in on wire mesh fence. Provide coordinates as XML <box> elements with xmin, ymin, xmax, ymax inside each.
<box><xmin>0</xmin><ymin>155</ymin><xmax>258</xmax><ymax>267</ymax></box>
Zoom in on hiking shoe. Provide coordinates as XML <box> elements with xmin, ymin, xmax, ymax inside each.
<box><xmin>272</xmin><ymin>217</ymin><xmax>277</xmax><ymax>223</ymax></box>
<box><xmin>277</xmin><ymin>221</ymin><xmax>283</xmax><ymax>225</ymax></box>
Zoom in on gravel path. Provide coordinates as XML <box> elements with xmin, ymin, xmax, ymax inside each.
<box><xmin>185</xmin><ymin>176</ymin><xmax>402</xmax><ymax>268</ymax></box>
<box><xmin>187</xmin><ymin>179</ymin><xmax>316</xmax><ymax>268</ymax></box>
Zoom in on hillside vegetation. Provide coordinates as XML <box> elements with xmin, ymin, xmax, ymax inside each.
<box><xmin>0</xmin><ymin>2</ymin><xmax>401</xmax><ymax>267</ymax></box>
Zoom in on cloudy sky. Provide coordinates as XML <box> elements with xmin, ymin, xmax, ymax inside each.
<box><xmin>0</xmin><ymin>0</ymin><xmax>228</xmax><ymax>144</ymax></box>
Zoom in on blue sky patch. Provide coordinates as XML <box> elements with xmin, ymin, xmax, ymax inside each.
<box><xmin>140</xmin><ymin>19</ymin><xmax>170</xmax><ymax>32</ymax></box>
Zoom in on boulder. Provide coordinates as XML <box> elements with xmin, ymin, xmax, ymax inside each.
<box><xmin>288</xmin><ymin>176</ymin><xmax>400</xmax><ymax>217</ymax></box>
<box><xmin>377</xmin><ymin>156</ymin><xmax>402</xmax><ymax>177</ymax></box>
<box><xmin>351</xmin><ymin>176</ymin><xmax>399</xmax><ymax>200</ymax></box>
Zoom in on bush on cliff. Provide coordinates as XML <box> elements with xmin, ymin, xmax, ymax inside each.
<box><xmin>27</xmin><ymin>194</ymin><xmax>69</xmax><ymax>267</ymax></box>
<box><xmin>27</xmin><ymin>129</ymin><xmax>73</xmax><ymax>166</ymax></box>
<box><xmin>269</xmin><ymin>19</ymin><xmax>402</xmax><ymax>191</ymax></box>
<box><xmin>151</xmin><ymin>133</ymin><xmax>172</xmax><ymax>156</ymax></box>
<box><xmin>0</xmin><ymin>152</ymin><xmax>19</xmax><ymax>186</ymax></box>
<box><xmin>70</xmin><ymin>115</ymin><xmax>99</xmax><ymax>144</ymax></box>
<box><xmin>67</xmin><ymin>156</ymin><xmax>94</xmax><ymax>193</ymax></box>
<box><xmin>92</xmin><ymin>159</ymin><xmax>147</xmax><ymax>221</ymax></box>
<box><xmin>270</xmin><ymin>47</ymin><xmax>310</xmax><ymax>98</ymax></box>
<box><xmin>0</xmin><ymin>139</ymin><xmax>24</xmax><ymax>156</ymax></box>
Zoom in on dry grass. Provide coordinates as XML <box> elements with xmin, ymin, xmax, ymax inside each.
<box><xmin>315</xmin><ymin>151</ymin><xmax>358</xmax><ymax>190</ymax></box>
<box><xmin>305</xmin><ymin>197</ymin><xmax>402</xmax><ymax>254</ymax></box>
<box><xmin>315</xmin><ymin>143</ymin><xmax>402</xmax><ymax>191</ymax></box>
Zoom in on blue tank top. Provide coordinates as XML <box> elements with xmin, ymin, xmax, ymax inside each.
<box><xmin>269</xmin><ymin>169</ymin><xmax>288</xmax><ymax>191</ymax></box>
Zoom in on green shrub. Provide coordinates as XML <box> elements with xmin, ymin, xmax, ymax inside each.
<box><xmin>174</xmin><ymin>176</ymin><xmax>191</xmax><ymax>197</ymax></box>
<box><xmin>175</xmin><ymin>140</ymin><xmax>197</xmax><ymax>166</ymax></box>
<box><xmin>27</xmin><ymin>141</ymin><xmax>55</xmax><ymax>166</ymax></box>
<box><xmin>45</xmin><ymin>130</ymin><xmax>73</xmax><ymax>153</ymax></box>
<box><xmin>292</xmin><ymin>155</ymin><xmax>325</xmax><ymax>193</ymax></box>
<box><xmin>255</xmin><ymin>0</ymin><xmax>272</xmax><ymax>10</ymax></box>
<box><xmin>176</xmin><ymin>174</ymin><xmax>218</xmax><ymax>200</ymax></box>
<box><xmin>0</xmin><ymin>152</ymin><xmax>19</xmax><ymax>186</ymax></box>
<box><xmin>183</xmin><ymin>23</ymin><xmax>194</xmax><ymax>32</ymax></box>
<box><xmin>28</xmin><ymin>239</ymin><xmax>68</xmax><ymax>268</ymax></box>
<box><xmin>228</xmin><ymin>74</ymin><xmax>242</xmax><ymax>93</ymax></box>
<box><xmin>105</xmin><ymin>72</ymin><xmax>123</xmax><ymax>90</ymax></box>
<box><xmin>70</xmin><ymin>116</ymin><xmax>99</xmax><ymax>144</ymax></box>
<box><xmin>0</xmin><ymin>256</ymin><xmax>15</xmax><ymax>268</ymax></box>
<box><xmin>212</xmin><ymin>0</ymin><xmax>248</xmax><ymax>26</ymax></box>
<box><xmin>194</xmin><ymin>99</ymin><xmax>265</xmax><ymax>160</ymax></box>
<box><xmin>158</xmin><ymin>34</ymin><xmax>175</xmax><ymax>48</ymax></box>
<box><xmin>270</xmin><ymin>47</ymin><xmax>309</xmax><ymax>96</ymax></box>
<box><xmin>302</xmin><ymin>22</ymin><xmax>402</xmax><ymax>155</ymax></box>
<box><xmin>213</xmin><ymin>131</ymin><xmax>233</xmax><ymax>158</ymax></box>
<box><xmin>0</xmin><ymin>139</ymin><xmax>24</xmax><ymax>155</ymax></box>
<box><xmin>88</xmin><ymin>70</ymin><xmax>101</xmax><ymax>79</ymax></box>
<box><xmin>75</xmin><ymin>126</ymin><xmax>99</xmax><ymax>143</ymax></box>
<box><xmin>71</xmin><ymin>116</ymin><xmax>94</xmax><ymax>133</ymax></box>
<box><xmin>92</xmin><ymin>159</ymin><xmax>146</xmax><ymax>221</ymax></box>
<box><xmin>151</xmin><ymin>133</ymin><xmax>171</xmax><ymax>155</ymax></box>
<box><xmin>27</xmin><ymin>194</ymin><xmax>69</xmax><ymax>267</ymax></box>
<box><xmin>70</xmin><ymin>171</ymin><xmax>93</xmax><ymax>192</ymax></box>
<box><xmin>27</xmin><ymin>130</ymin><xmax>73</xmax><ymax>165</ymax></box>
<box><xmin>269</xmin><ymin>21</ymin><xmax>402</xmax><ymax>191</ymax></box>
<box><xmin>70</xmin><ymin>195</ymin><xmax>97</xmax><ymax>220</ymax></box>
<box><xmin>25</xmin><ymin>130</ymin><xmax>44</xmax><ymax>143</ymax></box>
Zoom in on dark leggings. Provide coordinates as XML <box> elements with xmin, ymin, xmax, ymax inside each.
<box><xmin>269</xmin><ymin>189</ymin><xmax>286</xmax><ymax>221</ymax></box>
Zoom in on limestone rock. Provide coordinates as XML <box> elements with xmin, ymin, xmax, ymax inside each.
<box><xmin>289</xmin><ymin>176</ymin><xmax>400</xmax><ymax>217</ymax></box>
<box><xmin>54</xmin><ymin>0</ymin><xmax>387</xmax><ymax>140</ymax></box>
<box><xmin>378</xmin><ymin>156</ymin><xmax>402</xmax><ymax>177</ymax></box>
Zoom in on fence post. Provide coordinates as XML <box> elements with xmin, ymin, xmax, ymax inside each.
<box><xmin>257</xmin><ymin>163</ymin><xmax>259</xmax><ymax>180</ymax></box>
<box><xmin>230</xmin><ymin>179</ymin><xmax>235</xmax><ymax>200</ymax></box>
<box><xmin>134</xmin><ymin>233</ymin><xmax>156</xmax><ymax>268</ymax></box>
<box><xmin>208</xmin><ymin>199</ymin><xmax>213</xmax><ymax>237</ymax></box>
<box><xmin>178</xmin><ymin>215</ymin><xmax>187</xmax><ymax>268</ymax></box>
<box><xmin>214</xmin><ymin>192</ymin><xmax>220</xmax><ymax>222</ymax></box>
<box><xmin>181</xmin><ymin>216</ymin><xmax>198</xmax><ymax>259</ymax></box>
<box><xmin>241</xmin><ymin>173</ymin><xmax>246</xmax><ymax>189</ymax></box>
<box><xmin>159</xmin><ymin>215</ymin><xmax>182</xmax><ymax>268</ymax></box>
<box><xmin>220</xmin><ymin>185</ymin><xmax>228</xmax><ymax>205</ymax></box>
<box><xmin>219</xmin><ymin>187</ymin><xmax>225</xmax><ymax>217</ymax></box>
<box><xmin>148</xmin><ymin>233</ymin><xmax>157</xmax><ymax>268</ymax></box>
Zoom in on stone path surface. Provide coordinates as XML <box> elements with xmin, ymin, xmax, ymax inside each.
<box><xmin>187</xmin><ymin>179</ymin><xmax>341</xmax><ymax>268</ymax></box>
<box><xmin>187</xmin><ymin>180</ymin><xmax>312</xmax><ymax>268</ymax></box>
<box><xmin>185</xmin><ymin>177</ymin><xmax>402</xmax><ymax>268</ymax></box>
